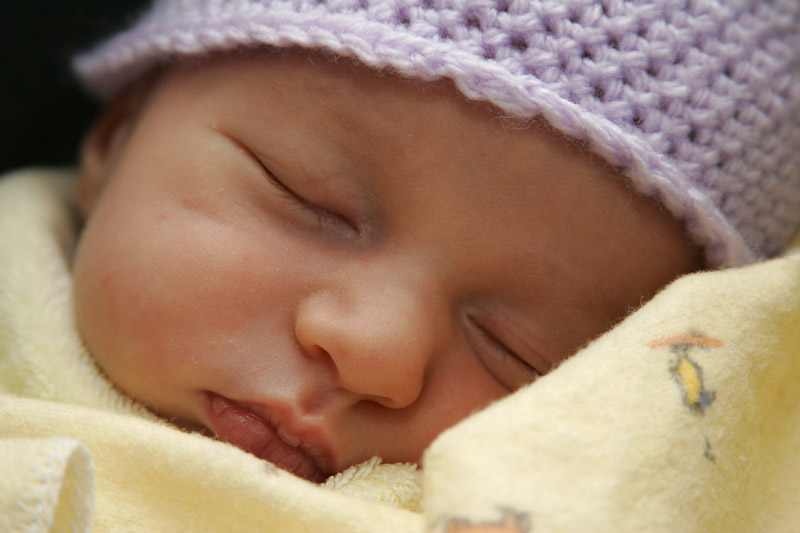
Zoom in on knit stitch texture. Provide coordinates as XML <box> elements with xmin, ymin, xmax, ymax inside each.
<box><xmin>74</xmin><ymin>0</ymin><xmax>800</xmax><ymax>266</ymax></box>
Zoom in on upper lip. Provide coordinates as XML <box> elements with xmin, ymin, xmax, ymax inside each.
<box><xmin>202</xmin><ymin>392</ymin><xmax>335</xmax><ymax>480</ymax></box>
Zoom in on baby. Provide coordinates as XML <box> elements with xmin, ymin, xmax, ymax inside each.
<box><xmin>39</xmin><ymin>0</ymin><xmax>800</xmax><ymax>483</ymax></box>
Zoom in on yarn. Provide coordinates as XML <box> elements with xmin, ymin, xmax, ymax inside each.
<box><xmin>74</xmin><ymin>0</ymin><xmax>800</xmax><ymax>266</ymax></box>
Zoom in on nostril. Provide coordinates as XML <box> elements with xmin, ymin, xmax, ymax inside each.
<box><xmin>365</xmin><ymin>371</ymin><xmax>425</xmax><ymax>410</ymax></box>
<box><xmin>360</xmin><ymin>393</ymin><xmax>412</xmax><ymax>410</ymax></box>
<box><xmin>300</xmin><ymin>342</ymin><xmax>338</xmax><ymax>373</ymax></box>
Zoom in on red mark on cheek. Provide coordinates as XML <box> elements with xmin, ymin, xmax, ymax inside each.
<box><xmin>100</xmin><ymin>273</ymin><xmax>117</xmax><ymax>314</ymax></box>
<box><xmin>180</xmin><ymin>197</ymin><xmax>200</xmax><ymax>212</ymax></box>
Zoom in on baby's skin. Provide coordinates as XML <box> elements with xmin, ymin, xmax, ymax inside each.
<box><xmin>72</xmin><ymin>49</ymin><xmax>702</xmax><ymax>481</ymax></box>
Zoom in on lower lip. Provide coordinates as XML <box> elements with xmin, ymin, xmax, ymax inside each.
<box><xmin>203</xmin><ymin>392</ymin><xmax>325</xmax><ymax>482</ymax></box>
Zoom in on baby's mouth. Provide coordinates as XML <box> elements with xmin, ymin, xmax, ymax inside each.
<box><xmin>203</xmin><ymin>392</ymin><xmax>329</xmax><ymax>482</ymax></box>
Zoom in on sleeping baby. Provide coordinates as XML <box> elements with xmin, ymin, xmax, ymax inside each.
<box><xmin>1</xmin><ymin>0</ymin><xmax>798</xmax><ymax>529</ymax></box>
<box><xmin>71</xmin><ymin>47</ymin><xmax>703</xmax><ymax>481</ymax></box>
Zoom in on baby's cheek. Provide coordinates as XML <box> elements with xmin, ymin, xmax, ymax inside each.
<box><xmin>74</xmin><ymin>222</ymin><xmax>198</xmax><ymax>385</ymax></box>
<box><xmin>104</xmin><ymin>220</ymin><xmax>284</xmax><ymax>373</ymax></box>
<box><xmin>76</xmin><ymin>265</ymin><xmax>174</xmax><ymax>390</ymax></box>
<box><xmin>75</xmin><ymin>185</ymin><xmax>307</xmax><ymax>407</ymax></box>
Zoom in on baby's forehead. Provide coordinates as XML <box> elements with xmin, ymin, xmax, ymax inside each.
<box><xmin>154</xmin><ymin>50</ymin><xmax>515</xmax><ymax>149</ymax></box>
<box><xmin>148</xmin><ymin>49</ymin><xmax>623</xmax><ymax>212</ymax></box>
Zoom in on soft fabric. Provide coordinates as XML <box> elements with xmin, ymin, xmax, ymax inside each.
<box><xmin>0</xmin><ymin>438</ymin><xmax>94</xmax><ymax>533</ymax></box>
<box><xmin>2</xmin><ymin>167</ymin><xmax>800</xmax><ymax>531</ymax></box>
<box><xmin>73</xmin><ymin>0</ymin><xmax>800</xmax><ymax>267</ymax></box>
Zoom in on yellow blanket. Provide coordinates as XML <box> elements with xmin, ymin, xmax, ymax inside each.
<box><xmin>1</xmin><ymin>168</ymin><xmax>798</xmax><ymax>532</ymax></box>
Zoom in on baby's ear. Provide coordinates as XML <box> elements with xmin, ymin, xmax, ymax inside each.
<box><xmin>75</xmin><ymin>76</ymin><xmax>154</xmax><ymax>217</ymax></box>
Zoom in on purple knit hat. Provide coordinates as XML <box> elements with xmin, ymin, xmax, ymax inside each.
<box><xmin>74</xmin><ymin>0</ymin><xmax>800</xmax><ymax>266</ymax></box>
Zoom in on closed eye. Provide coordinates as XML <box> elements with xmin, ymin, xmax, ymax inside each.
<box><xmin>259</xmin><ymin>162</ymin><xmax>352</xmax><ymax>233</ymax></box>
<box><xmin>471</xmin><ymin>319</ymin><xmax>541</xmax><ymax>389</ymax></box>
<box><xmin>225</xmin><ymin>133</ymin><xmax>355</xmax><ymax>235</ymax></box>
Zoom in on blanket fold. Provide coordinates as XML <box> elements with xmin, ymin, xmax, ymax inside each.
<box><xmin>0</xmin><ymin>395</ymin><xmax>421</xmax><ymax>532</ymax></box>
<box><xmin>1</xmin><ymin>168</ymin><xmax>799</xmax><ymax>532</ymax></box>
<box><xmin>0</xmin><ymin>437</ymin><xmax>94</xmax><ymax>533</ymax></box>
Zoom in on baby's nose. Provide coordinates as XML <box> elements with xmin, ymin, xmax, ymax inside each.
<box><xmin>294</xmin><ymin>285</ymin><xmax>439</xmax><ymax>409</ymax></box>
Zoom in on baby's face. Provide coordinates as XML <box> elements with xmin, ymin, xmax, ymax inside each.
<box><xmin>73</xmin><ymin>50</ymin><xmax>701</xmax><ymax>481</ymax></box>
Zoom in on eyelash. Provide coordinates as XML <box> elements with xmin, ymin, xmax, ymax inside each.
<box><xmin>261</xmin><ymin>163</ymin><xmax>352</xmax><ymax>233</ymax></box>
<box><xmin>474</xmin><ymin>323</ymin><xmax>540</xmax><ymax>376</ymax></box>
<box><xmin>477</xmin><ymin>325</ymin><xmax>519</xmax><ymax>362</ymax></box>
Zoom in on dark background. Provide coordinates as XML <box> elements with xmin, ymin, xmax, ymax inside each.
<box><xmin>1</xmin><ymin>1</ymin><xmax>149</xmax><ymax>174</ymax></box>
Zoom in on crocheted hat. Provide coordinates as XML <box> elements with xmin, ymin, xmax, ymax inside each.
<box><xmin>74</xmin><ymin>0</ymin><xmax>800</xmax><ymax>267</ymax></box>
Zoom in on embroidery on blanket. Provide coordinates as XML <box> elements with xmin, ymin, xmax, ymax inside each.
<box><xmin>703</xmin><ymin>436</ymin><xmax>715</xmax><ymax>463</ymax></box>
<box><xmin>443</xmin><ymin>508</ymin><xmax>531</xmax><ymax>533</ymax></box>
<box><xmin>649</xmin><ymin>333</ymin><xmax>723</xmax><ymax>415</ymax></box>
<box><xmin>650</xmin><ymin>333</ymin><xmax>723</xmax><ymax>464</ymax></box>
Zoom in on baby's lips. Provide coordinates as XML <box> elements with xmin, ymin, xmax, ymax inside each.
<box><xmin>204</xmin><ymin>392</ymin><xmax>325</xmax><ymax>481</ymax></box>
